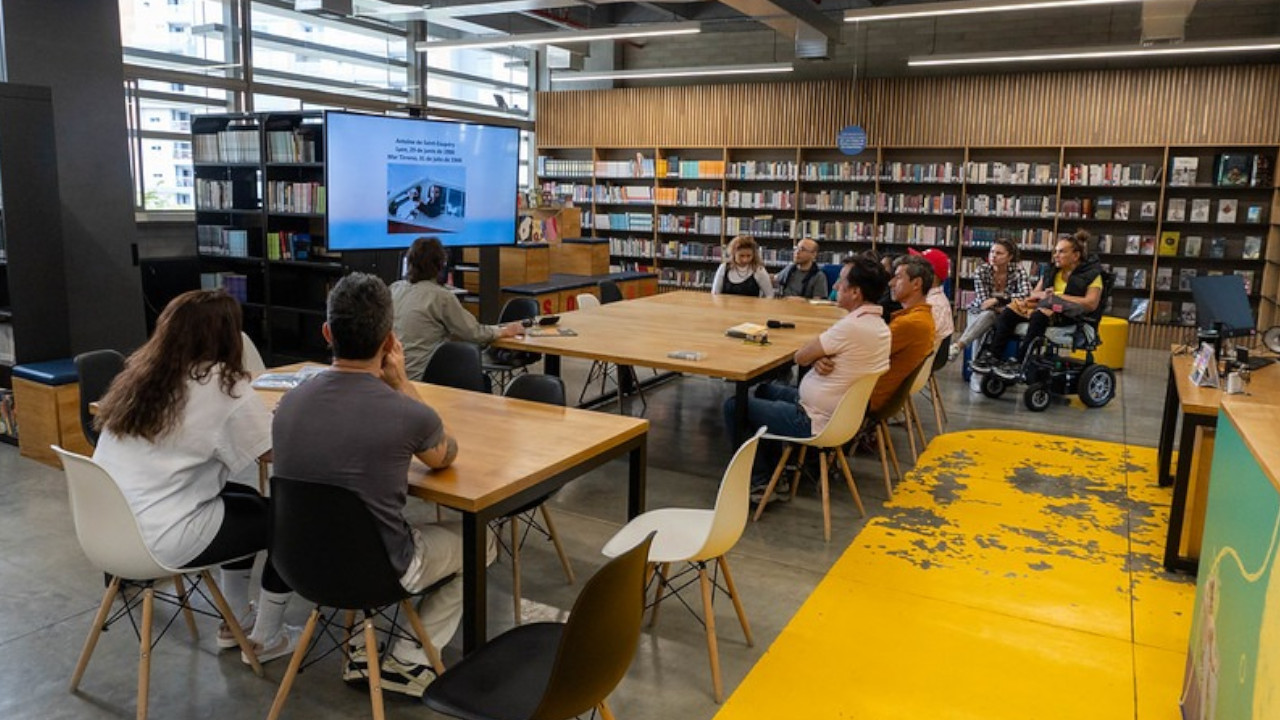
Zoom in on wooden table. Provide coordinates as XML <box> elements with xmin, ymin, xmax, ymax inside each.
<box><xmin>256</xmin><ymin>370</ymin><xmax>649</xmax><ymax>653</ymax></box>
<box><xmin>1156</xmin><ymin>352</ymin><xmax>1280</xmax><ymax>572</ymax></box>
<box><xmin>496</xmin><ymin>291</ymin><xmax>847</xmax><ymax>428</ymax></box>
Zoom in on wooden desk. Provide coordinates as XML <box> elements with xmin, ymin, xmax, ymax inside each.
<box><xmin>496</xmin><ymin>291</ymin><xmax>847</xmax><ymax>428</ymax></box>
<box><xmin>256</xmin><ymin>370</ymin><xmax>649</xmax><ymax>653</ymax></box>
<box><xmin>1156</xmin><ymin>352</ymin><xmax>1280</xmax><ymax>572</ymax></box>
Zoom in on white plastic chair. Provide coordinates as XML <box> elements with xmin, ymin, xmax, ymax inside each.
<box><xmin>241</xmin><ymin>331</ymin><xmax>266</xmax><ymax>377</ymax></box>
<box><xmin>600</xmin><ymin>427</ymin><xmax>765</xmax><ymax>703</ymax></box>
<box><xmin>53</xmin><ymin>446</ymin><xmax>262</xmax><ymax>720</ymax></box>
<box><xmin>901</xmin><ymin>343</ymin><xmax>943</xmax><ymax>462</ymax></box>
<box><xmin>751</xmin><ymin>372</ymin><xmax>880</xmax><ymax>541</ymax></box>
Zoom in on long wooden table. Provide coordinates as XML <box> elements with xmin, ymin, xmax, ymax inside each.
<box><xmin>496</xmin><ymin>291</ymin><xmax>848</xmax><ymax>427</ymax></box>
<box><xmin>256</xmin><ymin>369</ymin><xmax>649</xmax><ymax>653</ymax></box>
<box><xmin>1156</xmin><ymin>351</ymin><xmax>1280</xmax><ymax>572</ymax></box>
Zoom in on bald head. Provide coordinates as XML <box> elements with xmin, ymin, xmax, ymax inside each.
<box><xmin>794</xmin><ymin>238</ymin><xmax>819</xmax><ymax>269</ymax></box>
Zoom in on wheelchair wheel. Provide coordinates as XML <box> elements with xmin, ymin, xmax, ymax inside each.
<box><xmin>1023</xmin><ymin>383</ymin><xmax>1052</xmax><ymax>412</ymax></box>
<box><xmin>1078</xmin><ymin>364</ymin><xmax>1116</xmax><ymax>408</ymax></box>
<box><xmin>980</xmin><ymin>372</ymin><xmax>1007</xmax><ymax>399</ymax></box>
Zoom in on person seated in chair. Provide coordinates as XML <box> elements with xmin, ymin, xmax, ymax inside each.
<box><xmin>93</xmin><ymin>290</ymin><xmax>299</xmax><ymax>664</ymax></box>
<box><xmin>950</xmin><ymin>238</ymin><xmax>1033</xmax><ymax>360</ymax></box>
<box><xmin>909</xmin><ymin>247</ymin><xmax>954</xmax><ymax>348</ymax></box>
<box><xmin>723</xmin><ymin>255</ymin><xmax>891</xmax><ymax>502</ymax></box>
<box><xmin>711</xmin><ymin>235</ymin><xmax>774</xmax><ymax>298</ymax></box>
<box><xmin>774</xmin><ymin>237</ymin><xmax>829</xmax><ymax>300</ymax></box>
<box><xmin>391</xmin><ymin>236</ymin><xmax>523</xmax><ymax>382</ymax></box>
<box><xmin>868</xmin><ymin>255</ymin><xmax>938</xmax><ymax>418</ymax></box>
<box><xmin>971</xmin><ymin>230</ymin><xmax>1102</xmax><ymax>380</ymax></box>
<box><xmin>272</xmin><ymin>272</ymin><xmax>482</xmax><ymax>698</ymax></box>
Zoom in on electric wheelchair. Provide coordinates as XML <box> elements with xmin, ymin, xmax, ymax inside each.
<box><xmin>978</xmin><ymin>270</ymin><xmax>1117</xmax><ymax>412</ymax></box>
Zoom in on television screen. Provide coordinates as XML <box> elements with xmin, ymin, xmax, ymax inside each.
<box><xmin>1191</xmin><ymin>274</ymin><xmax>1256</xmax><ymax>338</ymax></box>
<box><xmin>325</xmin><ymin>111</ymin><xmax>519</xmax><ymax>251</ymax></box>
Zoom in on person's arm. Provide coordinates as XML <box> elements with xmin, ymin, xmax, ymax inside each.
<box><xmin>437</xmin><ymin>291</ymin><xmax>519</xmax><ymax>344</ymax></box>
<box><xmin>1010</xmin><ymin>266</ymin><xmax>1034</xmax><ymax>300</ymax></box>
<box><xmin>972</xmin><ymin>265</ymin><xmax>994</xmax><ymax>310</ymax></box>
<box><xmin>417</xmin><ymin>431</ymin><xmax>458</xmax><ymax>470</ymax></box>
<box><xmin>381</xmin><ymin>333</ymin><xmax>459</xmax><ymax>469</ymax></box>
<box><xmin>710</xmin><ymin>264</ymin><xmax>727</xmax><ymax>295</ymax></box>
<box><xmin>755</xmin><ymin>268</ymin><xmax>774</xmax><ymax>298</ymax></box>
<box><xmin>794</xmin><ymin>335</ymin><xmax>827</xmax><ymax>368</ymax></box>
<box><xmin>1028</xmin><ymin>275</ymin><xmax>1049</xmax><ymax>302</ymax></box>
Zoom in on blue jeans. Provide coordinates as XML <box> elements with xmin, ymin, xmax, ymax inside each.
<box><xmin>723</xmin><ymin>383</ymin><xmax>812</xmax><ymax>488</ymax></box>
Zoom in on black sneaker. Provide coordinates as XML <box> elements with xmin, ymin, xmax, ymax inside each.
<box><xmin>970</xmin><ymin>352</ymin><xmax>996</xmax><ymax>373</ymax></box>
<box><xmin>993</xmin><ymin>360</ymin><xmax>1022</xmax><ymax>381</ymax></box>
<box><xmin>379</xmin><ymin>655</ymin><xmax>437</xmax><ymax>698</ymax></box>
<box><xmin>750</xmin><ymin>479</ymin><xmax>792</xmax><ymax>505</ymax></box>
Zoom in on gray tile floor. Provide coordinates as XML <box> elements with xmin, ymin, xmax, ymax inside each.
<box><xmin>0</xmin><ymin>347</ymin><xmax>1169</xmax><ymax>719</ymax></box>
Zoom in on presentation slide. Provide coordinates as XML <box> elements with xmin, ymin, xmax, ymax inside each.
<box><xmin>326</xmin><ymin>111</ymin><xmax>519</xmax><ymax>250</ymax></box>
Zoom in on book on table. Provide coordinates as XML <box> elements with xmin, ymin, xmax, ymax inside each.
<box><xmin>251</xmin><ymin>365</ymin><xmax>326</xmax><ymax>390</ymax></box>
<box><xmin>725</xmin><ymin>322</ymin><xmax>769</xmax><ymax>343</ymax></box>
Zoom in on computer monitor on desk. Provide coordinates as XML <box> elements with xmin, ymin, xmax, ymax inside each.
<box><xmin>1191</xmin><ymin>274</ymin><xmax>1256</xmax><ymax>360</ymax></box>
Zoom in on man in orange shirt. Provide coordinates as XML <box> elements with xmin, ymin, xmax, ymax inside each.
<box><xmin>868</xmin><ymin>255</ymin><xmax>937</xmax><ymax>415</ymax></box>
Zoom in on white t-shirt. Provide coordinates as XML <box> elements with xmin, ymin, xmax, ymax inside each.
<box><xmin>93</xmin><ymin>368</ymin><xmax>272</xmax><ymax>569</ymax></box>
<box><xmin>926</xmin><ymin>286</ymin><xmax>955</xmax><ymax>346</ymax></box>
<box><xmin>798</xmin><ymin>304</ymin><xmax>892</xmax><ymax>435</ymax></box>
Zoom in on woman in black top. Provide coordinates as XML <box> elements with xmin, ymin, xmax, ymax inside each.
<box><xmin>712</xmin><ymin>235</ymin><xmax>774</xmax><ymax>297</ymax></box>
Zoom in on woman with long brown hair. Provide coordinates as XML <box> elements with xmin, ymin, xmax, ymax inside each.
<box><xmin>94</xmin><ymin>289</ymin><xmax>298</xmax><ymax>663</ymax></box>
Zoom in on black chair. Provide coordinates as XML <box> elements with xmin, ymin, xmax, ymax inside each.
<box><xmin>496</xmin><ymin>375</ymin><xmax>575</xmax><ymax>623</ymax></box>
<box><xmin>926</xmin><ymin>333</ymin><xmax>952</xmax><ymax>434</ymax></box>
<box><xmin>423</xmin><ymin>532</ymin><xmax>654</xmax><ymax>720</ymax></box>
<box><xmin>74</xmin><ymin>349</ymin><xmax>125</xmax><ymax>447</ymax></box>
<box><xmin>266</xmin><ymin>477</ymin><xmax>448</xmax><ymax>720</ymax></box>
<box><xmin>483</xmin><ymin>298</ymin><xmax>541</xmax><ymax>393</ymax></box>
<box><xmin>598</xmin><ymin>280</ymin><xmax>624</xmax><ymax>304</ymax></box>
<box><xmin>423</xmin><ymin>340</ymin><xmax>491</xmax><ymax>393</ymax></box>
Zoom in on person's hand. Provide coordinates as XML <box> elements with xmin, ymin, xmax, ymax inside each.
<box><xmin>980</xmin><ymin>298</ymin><xmax>998</xmax><ymax>310</ymax></box>
<box><xmin>813</xmin><ymin>356</ymin><xmax>835</xmax><ymax>375</ymax></box>
<box><xmin>380</xmin><ymin>333</ymin><xmax>411</xmax><ymax>390</ymax></box>
<box><xmin>500</xmin><ymin>321</ymin><xmax>524</xmax><ymax>338</ymax></box>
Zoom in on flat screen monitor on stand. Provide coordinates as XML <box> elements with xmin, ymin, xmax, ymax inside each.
<box><xmin>1191</xmin><ymin>274</ymin><xmax>1256</xmax><ymax>364</ymax></box>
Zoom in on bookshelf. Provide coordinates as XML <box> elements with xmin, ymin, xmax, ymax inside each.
<box><xmin>538</xmin><ymin>143</ymin><xmax>1280</xmax><ymax>334</ymax></box>
<box><xmin>194</xmin><ymin>111</ymin><xmax>341</xmax><ymax>364</ymax></box>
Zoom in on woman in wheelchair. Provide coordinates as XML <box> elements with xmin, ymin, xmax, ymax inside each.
<box><xmin>971</xmin><ymin>230</ymin><xmax>1103</xmax><ymax>381</ymax></box>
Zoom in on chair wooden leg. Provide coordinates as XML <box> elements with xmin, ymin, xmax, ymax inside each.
<box><xmin>819</xmin><ymin>451</ymin><xmax>832</xmax><ymax>542</ymax></box>
<box><xmin>909</xmin><ymin>397</ymin><xmax>929</xmax><ymax>450</ymax></box>
<box><xmin>364</xmin><ymin>616</ymin><xmax>387</xmax><ymax>720</ymax></box>
<box><xmin>875</xmin><ymin>423</ymin><xmax>894</xmax><ymax>498</ymax></box>
<box><xmin>649</xmin><ymin>563</ymin><xmax>670</xmax><ymax>628</ymax></box>
<box><xmin>401</xmin><ymin>599</ymin><xmax>445</xmax><ymax>675</ymax></box>
<box><xmin>510</xmin><ymin>518</ymin><xmax>522</xmax><ymax>624</ymax></box>
<box><xmin>752</xmin><ymin>445</ymin><xmax>792</xmax><ymax>521</ymax></box>
<box><xmin>881</xmin><ymin>421</ymin><xmax>903</xmax><ymax>480</ymax></box>
<box><xmin>70</xmin><ymin>575</ymin><xmax>120</xmax><ymax>692</ymax></box>
<box><xmin>267</xmin><ymin>608</ymin><xmax>320</xmax><ymax>720</ymax></box>
<box><xmin>901</xmin><ymin>405</ymin><xmax>919</xmax><ymax>463</ymax></box>
<box><xmin>137</xmin><ymin>587</ymin><xmax>155</xmax><ymax>720</ymax></box>
<box><xmin>716</xmin><ymin>555</ymin><xmax>753</xmax><ymax>647</ymax></box>
<box><xmin>929</xmin><ymin>376</ymin><xmax>947</xmax><ymax>432</ymax></box>
<box><xmin>201</xmin><ymin>570</ymin><xmax>263</xmax><ymax>677</ymax></box>
<box><xmin>597</xmin><ymin>699</ymin><xmax>617</xmax><ymax>720</ymax></box>
<box><xmin>172</xmin><ymin>574</ymin><xmax>199</xmax><ymax>642</ymax></box>
<box><xmin>258</xmin><ymin>459</ymin><xmax>270</xmax><ymax>496</ymax></box>
<box><xmin>792</xmin><ymin>446</ymin><xmax>808</xmax><ymax>488</ymax></box>
<box><xmin>697</xmin><ymin>565</ymin><xmax>723</xmax><ymax>703</ymax></box>
<box><xmin>836</xmin><ymin>450</ymin><xmax>866</xmax><ymax>518</ymax></box>
<box><xmin>539</xmin><ymin>504</ymin><xmax>575</xmax><ymax>584</ymax></box>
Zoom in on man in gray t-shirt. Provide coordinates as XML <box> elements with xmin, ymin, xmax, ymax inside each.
<box><xmin>272</xmin><ymin>272</ymin><xmax>461</xmax><ymax>698</ymax></box>
<box><xmin>775</xmin><ymin>237</ymin><xmax>829</xmax><ymax>300</ymax></box>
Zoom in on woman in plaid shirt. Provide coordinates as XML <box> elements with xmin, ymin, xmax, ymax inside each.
<box><xmin>951</xmin><ymin>238</ymin><xmax>1033</xmax><ymax>358</ymax></box>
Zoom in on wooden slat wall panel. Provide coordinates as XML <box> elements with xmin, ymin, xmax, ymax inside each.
<box><xmin>538</xmin><ymin>65</ymin><xmax>1280</xmax><ymax>148</ymax></box>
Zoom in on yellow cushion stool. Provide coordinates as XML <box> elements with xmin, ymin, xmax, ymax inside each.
<box><xmin>1071</xmin><ymin>316</ymin><xmax>1128</xmax><ymax>370</ymax></box>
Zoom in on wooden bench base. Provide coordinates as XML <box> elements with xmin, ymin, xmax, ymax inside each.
<box><xmin>12</xmin><ymin>377</ymin><xmax>91</xmax><ymax>467</ymax></box>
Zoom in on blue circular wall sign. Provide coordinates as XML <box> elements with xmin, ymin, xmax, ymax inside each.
<box><xmin>837</xmin><ymin>125</ymin><xmax>867</xmax><ymax>155</ymax></box>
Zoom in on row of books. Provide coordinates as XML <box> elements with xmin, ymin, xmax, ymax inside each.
<box><xmin>725</xmin><ymin>216</ymin><xmax>794</xmax><ymax>238</ymax></box>
<box><xmin>596</xmin><ymin>158</ymin><xmax>656</xmax><ymax>179</ymax></box>
<box><xmin>609</xmin><ymin>237</ymin><xmax>655</xmax><ymax>257</ymax></box>
<box><xmin>200</xmin><ymin>272</ymin><xmax>250</xmax><ymax>303</ymax></box>
<box><xmin>594</xmin><ymin>212</ymin><xmax>654</xmax><ymax>232</ymax></box>
<box><xmin>725</xmin><ymin>161</ymin><xmax>798</xmax><ymax>180</ymax></box>
<box><xmin>965</xmin><ymin>161</ymin><xmax>1059</xmax><ymax>185</ymax></box>
<box><xmin>878</xmin><ymin>223</ymin><xmax>956</xmax><ymax>246</ymax></box>
<box><xmin>1112</xmin><ymin>267</ymin><xmax>1256</xmax><ymax>293</ymax></box>
<box><xmin>197</xmin><ymin>226</ymin><xmax>251</xmax><ymax>257</ymax></box>
<box><xmin>1137</xmin><ymin>232</ymin><xmax>1264</xmax><ymax>260</ymax></box>
<box><xmin>658</xmin><ymin>268</ymin><xmax>714</xmax><ymax>289</ymax></box>
<box><xmin>802</xmin><ymin>161</ymin><xmax>877</xmax><ymax>182</ymax></box>
<box><xmin>194</xmin><ymin>127</ymin><xmax>261</xmax><ymax>163</ymax></box>
<box><xmin>880</xmin><ymin>162</ymin><xmax>960</xmax><ymax>183</ymax></box>
<box><xmin>594</xmin><ymin>185</ymin><xmax>654</xmax><ymax>204</ymax></box>
<box><xmin>265</xmin><ymin>231</ymin><xmax>312</xmax><ymax>261</ymax></box>
<box><xmin>265</xmin><ymin>130</ymin><xmax>319</xmax><ymax>163</ymax></box>
<box><xmin>1166</xmin><ymin>197</ymin><xmax>1265</xmax><ymax>224</ymax></box>
<box><xmin>799</xmin><ymin>190</ymin><xmax>876</xmax><ymax>212</ymax></box>
<box><xmin>726</xmin><ymin>189</ymin><xmax>795</xmax><ymax>210</ymax></box>
<box><xmin>657</xmin><ymin>158</ymin><xmax>726</xmax><ymax>179</ymax></box>
<box><xmin>536</xmin><ymin>158</ymin><xmax>594</xmax><ymax>178</ymax></box>
<box><xmin>877</xmin><ymin>193</ymin><xmax>959</xmax><ymax>214</ymax></box>
<box><xmin>1169</xmin><ymin>154</ymin><xmax>1272</xmax><ymax>187</ymax></box>
<box><xmin>1062</xmin><ymin>162</ymin><xmax>1160</xmax><ymax>186</ymax></box>
<box><xmin>655</xmin><ymin>186</ymin><xmax>723</xmax><ymax>207</ymax></box>
<box><xmin>1061</xmin><ymin>197</ymin><xmax>1155</xmax><ymax>221</ymax></box>
<box><xmin>798</xmin><ymin>220</ymin><xmax>874</xmax><ymax>242</ymax></box>
<box><xmin>657</xmin><ymin>213</ymin><xmax>722</xmax><ymax>235</ymax></box>
<box><xmin>540</xmin><ymin>182</ymin><xmax>593</xmax><ymax>204</ymax></box>
<box><xmin>657</xmin><ymin>242</ymin><xmax>723</xmax><ymax>263</ymax></box>
<box><xmin>195</xmin><ymin>179</ymin><xmax>251</xmax><ymax>210</ymax></box>
<box><xmin>962</xmin><ymin>226</ymin><xmax>1057</xmax><ymax>250</ymax></box>
<box><xmin>265</xmin><ymin>181</ymin><xmax>325</xmax><ymax>214</ymax></box>
<box><xmin>1127</xmin><ymin>299</ymin><xmax>1198</xmax><ymax>326</ymax></box>
<box><xmin>965</xmin><ymin>194</ymin><xmax>1057</xmax><ymax>218</ymax></box>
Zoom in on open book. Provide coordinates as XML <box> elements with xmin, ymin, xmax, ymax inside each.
<box><xmin>251</xmin><ymin>364</ymin><xmax>326</xmax><ymax>390</ymax></box>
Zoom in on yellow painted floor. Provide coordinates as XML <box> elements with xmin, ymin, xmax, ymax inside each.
<box><xmin>717</xmin><ymin>430</ymin><xmax>1196</xmax><ymax>720</ymax></box>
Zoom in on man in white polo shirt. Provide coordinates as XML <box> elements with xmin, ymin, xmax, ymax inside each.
<box><xmin>724</xmin><ymin>254</ymin><xmax>893</xmax><ymax>501</ymax></box>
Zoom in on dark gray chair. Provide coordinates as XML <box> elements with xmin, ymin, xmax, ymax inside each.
<box><xmin>483</xmin><ymin>298</ymin><xmax>541</xmax><ymax>393</ymax></box>
<box><xmin>74</xmin><ymin>349</ymin><xmax>125</xmax><ymax>447</ymax></box>
<box><xmin>598</xmin><ymin>280</ymin><xmax>624</xmax><ymax>304</ymax></box>
<box><xmin>423</xmin><ymin>341</ymin><xmax>490</xmax><ymax>393</ymax></box>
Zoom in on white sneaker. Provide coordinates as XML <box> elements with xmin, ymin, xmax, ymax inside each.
<box><xmin>216</xmin><ymin>603</ymin><xmax>256</xmax><ymax>650</ymax></box>
<box><xmin>242</xmin><ymin>624</ymin><xmax>302</xmax><ymax>665</ymax></box>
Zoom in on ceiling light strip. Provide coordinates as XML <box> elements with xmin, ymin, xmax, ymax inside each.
<box><xmin>846</xmin><ymin>0</ymin><xmax>1140</xmax><ymax>23</ymax></box>
<box><xmin>415</xmin><ymin>21</ymin><xmax>699</xmax><ymax>52</ymax></box>
<box><xmin>909</xmin><ymin>39</ymin><xmax>1280</xmax><ymax>67</ymax></box>
<box><xmin>552</xmin><ymin>63</ymin><xmax>794</xmax><ymax>83</ymax></box>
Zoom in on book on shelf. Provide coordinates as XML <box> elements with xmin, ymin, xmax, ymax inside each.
<box><xmin>1243</xmin><ymin>235</ymin><xmax>1263</xmax><ymax>260</ymax></box>
<box><xmin>1183</xmin><ymin>235</ymin><xmax>1202</xmax><ymax>257</ymax></box>
<box><xmin>1129</xmin><ymin>298</ymin><xmax>1150</xmax><ymax>322</ymax></box>
<box><xmin>1153</xmin><ymin>300</ymin><xmax>1174</xmax><ymax>324</ymax></box>
<box><xmin>1178</xmin><ymin>268</ymin><xmax>1197</xmax><ymax>292</ymax></box>
<box><xmin>1155</xmin><ymin>267</ymin><xmax>1173</xmax><ymax>291</ymax></box>
<box><xmin>1235</xmin><ymin>269</ymin><xmax>1255</xmax><ymax>295</ymax></box>
<box><xmin>1166</xmin><ymin>198</ymin><xmax>1186</xmax><ymax>222</ymax></box>
<box><xmin>1158</xmin><ymin>231</ymin><xmax>1180</xmax><ymax>256</ymax></box>
<box><xmin>1112</xmin><ymin>267</ymin><xmax>1128</xmax><ymax>288</ymax></box>
<box><xmin>1131</xmin><ymin>268</ymin><xmax>1148</xmax><ymax>290</ymax></box>
<box><xmin>1180</xmin><ymin>302</ymin><xmax>1198</xmax><ymax>326</ymax></box>
<box><xmin>1189</xmin><ymin>198</ymin><xmax>1211</xmax><ymax>223</ymax></box>
<box><xmin>1060</xmin><ymin>198</ymin><xmax>1081</xmax><ymax>217</ymax></box>
<box><xmin>1215</xmin><ymin>153</ymin><xmax>1253</xmax><ymax>186</ymax></box>
<box><xmin>1095</xmin><ymin>196</ymin><xmax>1113</xmax><ymax>220</ymax></box>
<box><xmin>1095</xmin><ymin>234</ymin><xmax>1113</xmax><ymax>254</ymax></box>
<box><xmin>1139</xmin><ymin>200</ymin><xmax>1157</xmax><ymax>220</ymax></box>
<box><xmin>1125</xmin><ymin>234</ymin><xmax>1142</xmax><ymax>255</ymax></box>
<box><xmin>1216</xmin><ymin>198</ymin><xmax>1237</xmax><ymax>223</ymax></box>
<box><xmin>1114</xmin><ymin>200</ymin><xmax>1130</xmax><ymax>220</ymax></box>
<box><xmin>1208</xmin><ymin>236</ymin><xmax>1227</xmax><ymax>259</ymax></box>
<box><xmin>1245</xmin><ymin>205</ymin><xmax>1264</xmax><ymax>224</ymax></box>
<box><xmin>1169</xmin><ymin>157</ymin><xmax>1199</xmax><ymax>186</ymax></box>
<box><xmin>1251</xmin><ymin>154</ymin><xmax>1273</xmax><ymax>187</ymax></box>
<box><xmin>1140</xmin><ymin>235</ymin><xmax>1156</xmax><ymax>255</ymax></box>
